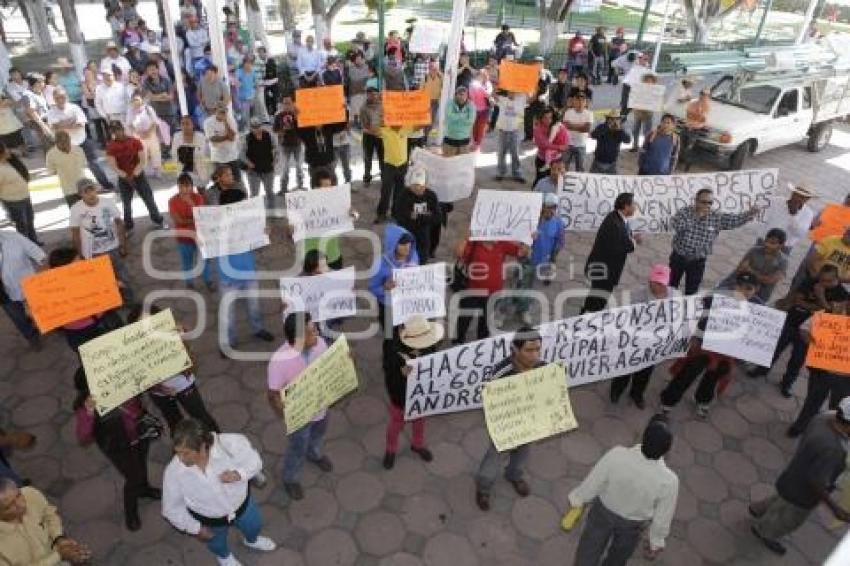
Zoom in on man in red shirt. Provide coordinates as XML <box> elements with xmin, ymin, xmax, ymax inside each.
<box><xmin>567</xmin><ymin>31</ymin><xmax>587</xmax><ymax>80</ymax></box>
<box><xmin>452</xmin><ymin>238</ymin><xmax>529</xmax><ymax>343</ymax></box>
<box><xmin>105</xmin><ymin>120</ymin><xmax>165</xmax><ymax>232</ymax></box>
<box><xmin>168</xmin><ymin>173</ymin><xmax>215</xmax><ymax>291</ymax></box>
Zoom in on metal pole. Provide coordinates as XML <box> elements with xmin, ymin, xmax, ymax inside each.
<box><xmin>754</xmin><ymin>0</ymin><xmax>774</xmax><ymax>46</ymax></box>
<box><xmin>651</xmin><ymin>0</ymin><xmax>671</xmax><ymax>72</ymax></box>
<box><xmin>636</xmin><ymin>0</ymin><xmax>652</xmax><ymax>43</ymax></box>
<box><xmin>497</xmin><ymin>0</ymin><xmax>506</xmax><ymax>27</ymax></box>
<box><xmin>436</xmin><ymin>0</ymin><xmax>466</xmax><ymax>147</ymax></box>
<box><xmin>378</xmin><ymin>0</ymin><xmax>385</xmax><ymax>89</ymax></box>
<box><xmin>163</xmin><ymin>0</ymin><xmax>188</xmax><ymax>116</ymax></box>
<box><xmin>796</xmin><ymin>0</ymin><xmax>818</xmax><ymax>44</ymax></box>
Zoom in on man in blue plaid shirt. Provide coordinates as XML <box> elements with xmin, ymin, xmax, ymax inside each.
<box><xmin>669</xmin><ymin>188</ymin><xmax>760</xmax><ymax>294</ymax></box>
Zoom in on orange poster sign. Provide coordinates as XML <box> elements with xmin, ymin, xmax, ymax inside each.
<box><xmin>809</xmin><ymin>204</ymin><xmax>850</xmax><ymax>242</ymax></box>
<box><xmin>498</xmin><ymin>60</ymin><xmax>541</xmax><ymax>94</ymax></box>
<box><xmin>295</xmin><ymin>85</ymin><xmax>347</xmax><ymax>127</ymax></box>
<box><xmin>805</xmin><ymin>312</ymin><xmax>850</xmax><ymax>374</ymax></box>
<box><xmin>22</xmin><ymin>255</ymin><xmax>122</xmax><ymax>334</ymax></box>
<box><xmin>383</xmin><ymin>90</ymin><xmax>432</xmax><ymax>126</ymax></box>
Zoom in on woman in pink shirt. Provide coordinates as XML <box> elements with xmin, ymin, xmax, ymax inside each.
<box><xmin>469</xmin><ymin>69</ymin><xmax>493</xmax><ymax>150</ymax></box>
<box><xmin>532</xmin><ymin>105</ymin><xmax>568</xmax><ymax>184</ymax></box>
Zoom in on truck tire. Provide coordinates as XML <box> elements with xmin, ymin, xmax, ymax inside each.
<box><xmin>729</xmin><ymin>141</ymin><xmax>753</xmax><ymax>170</ymax></box>
<box><xmin>807</xmin><ymin>122</ymin><xmax>833</xmax><ymax>152</ymax></box>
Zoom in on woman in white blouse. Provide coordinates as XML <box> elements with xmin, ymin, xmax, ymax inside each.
<box><xmin>126</xmin><ymin>93</ymin><xmax>163</xmax><ymax>178</ymax></box>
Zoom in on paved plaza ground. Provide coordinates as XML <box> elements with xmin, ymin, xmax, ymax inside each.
<box><xmin>3</xmin><ymin>76</ymin><xmax>850</xmax><ymax>565</ymax></box>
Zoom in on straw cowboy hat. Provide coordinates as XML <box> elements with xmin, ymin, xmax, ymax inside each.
<box><xmin>787</xmin><ymin>182</ymin><xmax>817</xmax><ymax>199</ymax></box>
<box><xmin>53</xmin><ymin>57</ymin><xmax>74</xmax><ymax>69</ymax></box>
<box><xmin>400</xmin><ymin>315</ymin><xmax>444</xmax><ymax>350</ymax></box>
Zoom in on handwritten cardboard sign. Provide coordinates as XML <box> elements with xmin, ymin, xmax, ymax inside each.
<box><xmin>483</xmin><ymin>363</ymin><xmax>578</xmax><ymax>451</ymax></box>
<box><xmin>409</xmin><ymin>148</ymin><xmax>475</xmax><ymax>203</ymax></box>
<box><xmin>391</xmin><ymin>263</ymin><xmax>447</xmax><ymax>326</ymax></box>
<box><xmin>408</xmin><ymin>23</ymin><xmax>446</xmax><ymax>54</ymax></box>
<box><xmin>810</xmin><ymin>204</ymin><xmax>850</xmax><ymax>242</ymax></box>
<box><xmin>628</xmin><ymin>82</ymin><xmax>666</xmax><ymax>112</ymax></box>
<box><xmin>470</xmin><ymin>189</ymin><xmax>542</xmax><ymax>244</ymax></box>
<box><xmin>805</xmin><ymin>312</ymin><xmax>850</xmax><ymax>374</ymax></box>
<box><xmin>295</xmin><ymin>85</ymin><xmax>346</xmax><ymax>127</ymax></box>
<box><xmin>280</xmin><ymin>267</ymin><xmax>357</xmax><ymax>322</ymax></box>
<box><xmin>383</xmin><ymin>90</ymin><xmax>432</xmax><ymax>127</ymax></box>
<box><xmin>193</xmin><ymin>196</ymin><xmax>270</xmax><ymax>259</ymax></box>
<box><xmin>498</xmin><ymin>60</ymin><xmax>540</xmax><ymax>94</ymax></box>
<box><xmin>21</xmin><ymin>255</ymin><xmax>122</xmax><ymax>333</ymax></box>
<box><xmin>702</xmin><ymin>294</ymin><xmax>786</xmax><ymax>367</ymax></box>
<box><xmin>285</xmin><ymin>184</ymin><xmax>354</xmax><ymax>242</ymax></box>
<box><xmin>557</xmin><ymin>169</ymin><xmax>778</xmax><ymax>232</ymax></box>
<box><xmin>283</xmin><ymin>335</ymin><xmax>359</xmax><ymax>433</ymax></box>
<box><xmin>79</xmin><ymin>309</ymin><xmax>191</xmax><ymax>415</ymax></box>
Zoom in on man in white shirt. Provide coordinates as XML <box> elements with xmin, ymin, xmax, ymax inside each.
<box><xmin>563</xmin><ymin>93</ymin><xmax>593</xmax><ymax>172</ymax></box>
<box><xmin>185</xmin><ymin>16</ymin><xmax>209</xmax><ymax>62</ymax></box>
<box><xmin>566</xmin><ymin>417</ymin><xmax>679</xmax><ymax>565</ymax></box>
<box><xmin>204</xmin><ymin>103</ymin><xmax>242</xmax><ymax>184</ymax></box>
<box><xmin>0</xmin><ymin>230</ymin><xmax>46</xmax><ymax>349</ymax></box>
<box><xmin>47</xmin><ymin>87</ymin><xmax>114</xmax><ymax>191</ymax></box>
<box><xmin>94</xmin><ymin>70</ymin><xmax>128</xmax><ymax>125</ymax></box>
<box><xmin>296</xmin><ymin>35</ymin><xmax>322</xmax><ymax>87</ymax></box>
<box><xmin>172</xmin><ymin>115</ymin><xmax>210</xmax><ymax>187</ymax></box>
<box><xmin>162</xmin><ymin>419</ymin><xmax>276</xmax><ymax>566</ymax></box>
<box><xmin>45</xmin><ymin>131</ymin><xmax>87</xmax><ymax>207</ymax></box>
<box><xmin>99</xmin><ymin>41</ymin><xmax>131</xmax><ymax>79</ymax></box>
<box><xmin>766</xmin><ymin>183</ymin><xmax>816</xmax><ymax>252</ymax></box>
<box><xmin>620</xmin><ymin>52</ymin><xmax>649</xmax><ymax>118</ymax></box>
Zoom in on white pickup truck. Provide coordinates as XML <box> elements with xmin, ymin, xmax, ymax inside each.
<box><xmin>672</xmin><ymin>70</ymin><xmax>850</xmax><ymax>170</ymax></box>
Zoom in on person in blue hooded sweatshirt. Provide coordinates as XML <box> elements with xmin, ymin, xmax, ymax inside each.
<box><xmin>369</xmin><ymin>224</ymin><xmax>420</xmax><ymax>333</ymax></box>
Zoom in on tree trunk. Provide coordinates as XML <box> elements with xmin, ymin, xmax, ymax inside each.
<box><xmin>694</xmin><ymin>19</ymin><xmax>711</xmax><ymax>43</ymax></box>
<box><xmin>539</xmin><ymin>18</ymin><xmax>563</xmax><ymax>55</ymax></box>
<box><xmin>24</xmin><ymin>0</ymin><xmax>54</xmax><ymax>53</ymax></box>
<box><xmin>324</xmin><ymin>0</ymin><xmax>348</xmax><ymax>40</ymax></box>
<box><xmin>57</xmin><ymin>0</ymin><xmax>86</xmax><ymax>76</ymax></box>
<box><xmin>245</xmin><ymin>0</ymin><xmax>269</xmax><ymax>48</ymax></box>
<box><xmin>310</xmin><ymin>0</ymin><xmax>326</xmax><ymax>44</ymax></box>
<box><xmin>278</xmin><ymin>0</ymin><xmax>297</xmax><ymax>31</ymax></box>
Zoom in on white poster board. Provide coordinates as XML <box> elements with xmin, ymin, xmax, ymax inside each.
<box><xmin>193</xmin><ymin>196</ymin><xmax>270</xmax><ymax>259</ymax></box>
<box><xmin>702</xmin><ymin>294</ymin><xmax>786</xmax><ymax>367</ymax></box>
<box><xmin>408</xmin><ymin>23</ymin><xmax>446</xmax><ymax>54</ymax></box>
<box><xmin>628</xmin><ymin>82</ymin><xmax>666</xmax><ymax>112</ymax></box>
<box><xmin>409</xmin><ymin>148</ymin><xmax>475</xmax><ymax>203</ymax></box>
<box><xmin>279</xmin><ymin>267</ymin><xmax>357</xmax><ymax>322</ymax></box>
<box><xmin>469</xmin><ymin>189</ymin><xmax>542</xmax><ymax>244</ymax></box>
<box><xmin>285</xmin><ymin>184</ymin><xmax>354</xmax><ymax>242</ymax></box>
<box><xmin>557</xmin><ymin>169</ymin><xmax>778</xmax><ymax>232</ymax></box>
<box><xmin>391</xmin><ymin>263</ymin><xmax>447</xmax><ymax>326</ymax></box>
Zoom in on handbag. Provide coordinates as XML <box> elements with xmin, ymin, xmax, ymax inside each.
<box><xmin>451</xmin><ymin>241</ymin><xmax>476</xmax><ymax>293</ymax></box>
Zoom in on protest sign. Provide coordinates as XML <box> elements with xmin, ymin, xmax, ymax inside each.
<box><xmin>483</xmin><ymin>363</ymin><xmax>578</xmax><ymax>451</ymax></box>
<box><xmin>405</xmin><ymin>295</ymin><xmax>704</xmax><ymax>419</ymax></box>
<box><xmin>79</xmin><ymin>309</ymin><xmax>191</xmax><ymax>415</ymax></box>
<box><xmin>409</xmin><ymin>148</ymin><xmax>475</xmax><ymax>203</ymax></box>
<box><xmin>295</xmin><ymin>85</ymin><xmax>346</xmax><ymax>127</ymax></box>
<box><xmin>810</xmin><ymin>204</ymin><xmax>850</xmax><ymax>242</ymax></box>
<box><xmin>498</xmin><ymin>60</ymin><xmax>540</xmax><ymax>94</ymax></box>
<box><xmin>285</xmin><ymin>184</ymin><xmax>354</xmax><ymax>242</ymax></box>
<box><xmin>469</xmin><ymin>189</ymin><xmax>542</xmax><ymax>244</ymax></box>
<box><xmin>628</xmin><ymin>82</ymin><xmax>666</xmax><ymax>112</ymax></box>
<box><xmin>283</xmin><ymin>335</ymin><xmax>359</xmax><ymax>433</ymax></box>
<box><xmin>280</xmin><ymin>267</ymin><xmax>357</xmax><ymax>322</ymax></box>
<box><xmin>702</xmin><ymin>294</ymin><xmax>786</xmax><ymax>367</ymax></box>
<box><xmin>391</xmin><ymin>263</ymin><xmax>447</xmax><ymax>326</ymax></box>
<box><xmin>22</xmin><ymin>255</ymin><xmax>122</xmax><ymax>333</ymax></box>
<box><xmin>194</xmin><ymin>196</ymin><xmax>270</xmax><ymax>259</ymax></box>
<box><xmin>409</xmin><ymin>23</ymin><xmax>445</xmax><ymax>53</ymax></box>
<box><xmin>805</xmin><ymin>312</ymin><xmax>850</xmax><ymax>374</ymax></box>
<box><xmin>557</xmin><ymin>169</ymin><xmax>778</xmax><ymax>232</ymax></box>
<box><xmin>383</xmin><ymin>90</ymin><xmax>432</xmax><ymax>126</ymax></box>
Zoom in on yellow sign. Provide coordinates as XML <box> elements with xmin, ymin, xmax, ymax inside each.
<box><xmin>283</xmin><ymin>335</ymin><xmax>359</xmax><ymax>433</ymax></box>
<box><xmin>482</xmin><ymin>363</ymin><xmax>577</xmax><ymax>452</ymax></box>
<box><xmin>79</xmin><ymin>309</ymin><xmax>191</xmax><ymax>415</ymax></box>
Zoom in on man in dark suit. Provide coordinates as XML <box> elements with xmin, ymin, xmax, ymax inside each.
<box><xmin>581</xmin><ymin>192</ymin><xmax>638</xmax><ymax>313</ymax></box>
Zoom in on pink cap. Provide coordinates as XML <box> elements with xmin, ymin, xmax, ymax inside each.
<box><xmin>649</xmin><ymin>264</ymin><xmax>671</xmax><ymax>286</ymax></box>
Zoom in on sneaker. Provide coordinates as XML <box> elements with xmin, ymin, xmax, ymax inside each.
<box><xmin>217</xmin><ymin>555</ymin><xmax>243</xmax><ymax>566</ymax></box>
<box><xmin>659</xmin><ymin>405</ymin><xmax>672</xmax><ymax>415</ymax></box>
<box><xmin>747</xmin><ymin>504</ymin><xmax>765</xmax><ymax>519</ymax></box>
<box><xmin>242</xmin><ymin>535</ymin><xmax>276</xmax><ymax>552</ymax></box>
<box><xmin>751</xmin><ymin>525</ymin><xmax>786</xmax><ymax>556</ymax></box>
<box><xmin>629</xmin><ymin>147</ymin><xmax>638</xmax><ymax>153</ymax></box>
<box><xmin>780</xmin><ymin>384</ymin><xmax>793</xmax><ymax>398</ymax></box>
<box><xmin>411</xmin><ymin>446</ymin><xmax>433</xmax><ymax>462</ymax></box>
<box><xmin>508</xmin><ymin>478</ymin><xmax>530</xmax><ymax>497</ymax></box>
<box><xmin>284</xmin><ymin>482</ymin><xmax>304</xmax><ymax>500</ymax></box>
<box><xmin>493</xmin><ymin>174</ymin><xmax>505</xmax><ymax>181</ymax></box>
<box><xmin>747</xmin><ymin>366</ymin><xmax>769</xmax><ymax>378</ymax></box>
<box><xmin>253</xmin><ymin>330</ymin><xmax>274</xmax><ymax>342</ymax></box>
<box><xmin>383</xmin><ymin>452</ymin><xmax>396</xmax><ymax>470</ymax></box>
<box><xmin>310</xmin><ymin>455</ymin><xmax>334</xmax><ymax>472</ymax></box>
<box><xmin>696</xmin><ymin>404</ymin><xmax>710</xmax><ymax>419</ymax></box>
<box><xmin>475</xmin><ymin>490</ymin><xmax>491</xmax><ymax>511</ymax></box>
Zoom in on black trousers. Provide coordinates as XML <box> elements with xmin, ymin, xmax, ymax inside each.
<box><xmin>453</xmin><ymin>294</ymin><xmax>494</xmax><ymax>343</ymax></box>
<box><xmin>581</xmin><ymin>278</ymin><xmax>616</xmax><ymax>314</ymax></box>
<box><xmin>668</xmin><ymin>251</ymin><xmax>706</xmax><ymax>296</ymax></box>
<box><xmin>790</xmin><ymin>369</ymin><xmax>850</xmax><ymax>433</ymax></box>
<box><xmin>620</xmin><ymin>84</ymin><xmax>631</xmax><ymax>118</ymax></box>
<box><xmin>149</xmin><ymin>385</ymin><xmax>220</xmax><ymax>435</ymax></box>
<box><xmin>378</xmin><ymin>162</ymin><xmax>407</xmax><ymax>217</ymax></box>
<box><xmin>362</xmin><ymin>133</ymin><xmax>384</xmax><ymax>183</ymax></box>
<box><xmin>104</xmin><ymin>441</ymin><xmax>151</xmax><ymax>519</ymax></box>
<box><xmin>660</xmin><ymin>354</ymin><xmax>729</xmax><ymax>407</ymax></box>
<box><xmin>610</xmin><ymin>365</ymin><xmax>654</xmax><ymax>401</ymax></box>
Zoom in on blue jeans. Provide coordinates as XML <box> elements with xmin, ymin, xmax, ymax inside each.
<box><xmin>283</xmin><ymin>416</ymin><xmax>328</xmax><ymax>483</ymax></box>
<box><xmin>206</xmin><ymin>497</ymin><xmax>263</xmax><ymax>559</ymax></box>
<box><xmin>2</xmin><ymin>300</ymin><xmax>38</xmax><ymax>340</ymax></box>
<box><xmin>219</xmin><ymin>280</ymin><xmax>264</xmax><ymax>346</ymax></box>
<box><xmin>80</xmin><ymin>138</ymin><xmax>114</xmax><ymax>189</ymax></box>
<box><xmin>563</xmin><ymin>145</ymin><xmax>586</xmax><ymax>172</ymax></box>
<box><xmin>497</xmin><ymin>130</ymin><xmax>521</xmax><ymax>176</ymax></box>
<box><xmin>177</xmin><ymin>240</ymin><xmax>213</xmax><ymax>284</ymax></box>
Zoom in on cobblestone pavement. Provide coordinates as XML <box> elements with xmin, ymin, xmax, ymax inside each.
<box><xmin>3</xmin><ymin>83</ymin><xmax>850</xmax><ymax>565</ymax></box>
